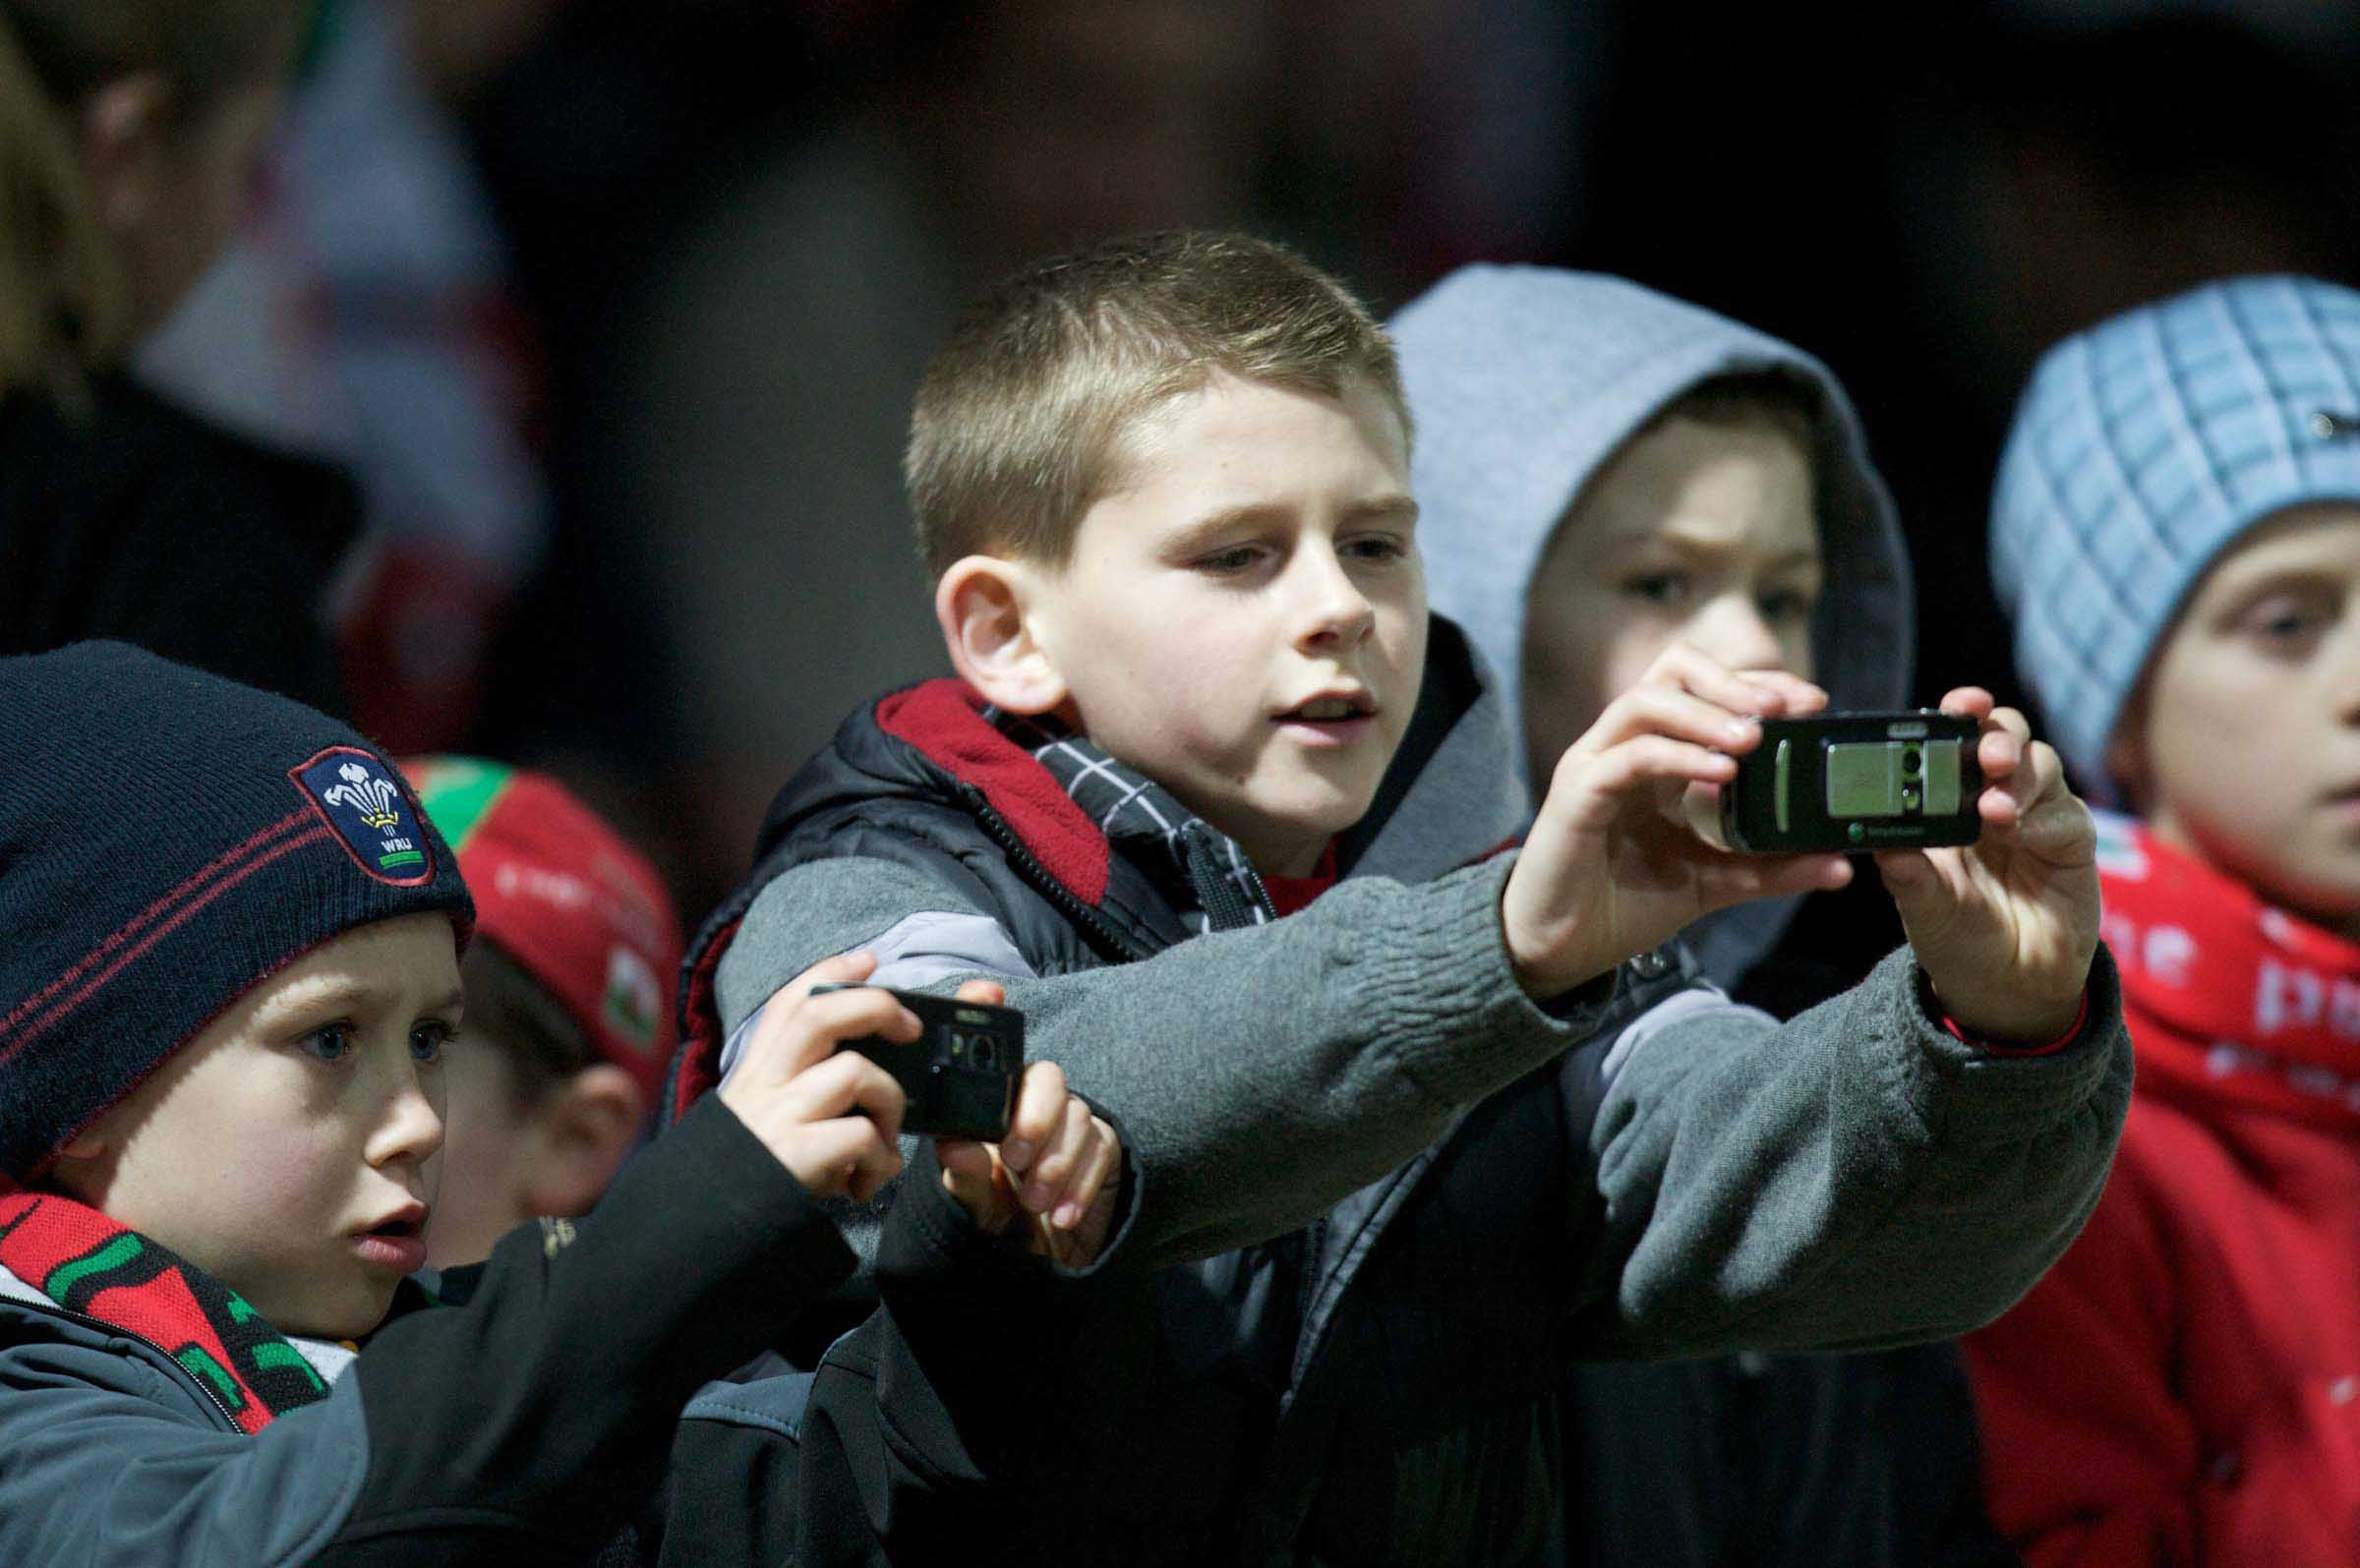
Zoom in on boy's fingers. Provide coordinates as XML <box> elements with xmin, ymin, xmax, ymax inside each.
<box><xmin>778</xmin><ymin>1051</ymin><xmax>909</xmax><ymax>1145</ymax></box>
<box><xmin>1872</xmin><ymin>847</ymin><xmax>1940</xmax><ymax>895</ymax></box>
<box><xmin>1052</xmin><ymin>1117</ymin><xmax>1121</xmax><ymax>1232</ymax></box>
<box><xmin>937</xmin><ymin>1139</ymin><xmax>1010</xmax><ymax>1232</ymax></box>
<box><xmin>1937</xmin><ymin>686</ymin><xmax>1997</xmax><ymax>722</ymax></box>
<box><xmin>1975</xmin><ymin>707</ymin><xmax>2032</xmax><ymax>780</ymax></box>
<box><xmin>1584</xmin><ymin>684</ymin><xmax>1771</xmax><ymax>758</ymax></box>
<box><xmin>1646</xmin><ymin>644</ymin><xmax>1824</xmax><ymax>718</ymax></box>
<box><xmin>999</xmin><ymin>1060</ymin><xmax>1067</xmax><ymax>1176</ymax></box>
<box><xmin>951</xmin><ymin>978</ymin><xmax>1006</xmax><ymax>1006</ymax></box>
<box><xmin>843</xmin><ymin>1129</ymin><xmax>908</xmax><ymax>1204</ymax></box>
<box><xmin>1701</xmin><ymin>850</ymin><xmax>1852</xmax><ymax>906</ymax></box>
<box><xmin>792</xmin><ymin>1117</ymin><xmax>905</xmax><ymax>1199</ymax></box>
<box><xmin>1020</xmin><ymin>1096</ymin><xmax>1095</xmax><ymax>1215</ymax></box>
<box><xmin>1559</xmin><ymin>739</ymin><xmax>1739</xmax><ymax>831</ymax></box>
<box><xmin>776</xmin><ymin>990</ymin><xmax>924</xmax><ymax>1083</ymax></box>
<box><xmin>782</xmin><ymin>950</ymin><xmax>878</xmax><ymax>1006</ymax></box>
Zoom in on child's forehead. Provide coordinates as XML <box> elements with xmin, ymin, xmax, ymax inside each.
<box><xmin>2195</xmin><ymin>502</ymin><xmax>2360</xmax><ymax>585</ymax></box>
<box><xmin>1099</xmin><ymin>372</ymin><xmax>1409</xmax><ymax>503</ymax></box>
<box><xmin>238</xmin><ymin>914</ymin><xmax>463</xmax><ymax>1025</ymax></box>
<box><xmin>1567</xmin><ymin>414</ymin><xmax>1822</xmax><ymax>551</ymax></box>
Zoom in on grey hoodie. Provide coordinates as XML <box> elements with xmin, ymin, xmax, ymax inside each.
<box><xmin>1394</xmin><ymin>265</ymin><xmax>1914</xmax><ymax>985</ymax></box>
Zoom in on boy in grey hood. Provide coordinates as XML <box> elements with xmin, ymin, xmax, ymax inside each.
<box><xmin>1395</xmin><ymin>264</ymin><xmax>2012</xmax><ymax>1564</ymax></box>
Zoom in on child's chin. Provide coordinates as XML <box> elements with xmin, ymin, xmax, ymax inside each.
<box><xmin>281</xmin><ymin>1286</ymin><xmax>396</xmax><ymax>1343</ymax></box>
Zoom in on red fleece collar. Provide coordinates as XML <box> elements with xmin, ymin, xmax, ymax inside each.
<box><xmin>671</xmin><ymin>683</ymin><xmax>1118</xmax><ymax>1125</ymax></box>
<box><xmin>875</xmin><ymin>680</ymin><xmax>1113</xmax><ymax>906</ymax></box>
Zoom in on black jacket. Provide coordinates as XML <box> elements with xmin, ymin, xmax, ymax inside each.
<box><xmin>0</xmin><ymin>1098</ymin><xmax>853</xmax><ymax>1565</ymax></box>
<box><xmin>0</xmin><ymin>378</ymin><xmax>357</xmax><ymax>714</ymax></box>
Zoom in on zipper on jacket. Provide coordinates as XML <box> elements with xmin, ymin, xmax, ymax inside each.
<box><xmin>959</xmin><ymin>784</ymin><xmax>1159</xmax><ymax>962</ymax></box>
<box><xmin>8</xmin><ymin>1295</ymin><xmax>248</xmax><ymax>1429</ymax></box>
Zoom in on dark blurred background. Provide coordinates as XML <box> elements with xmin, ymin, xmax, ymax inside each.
<box><xmin>154</xmin><ymin>0</ymin><xmax>2360</xmax><ymax>934</ymax></box>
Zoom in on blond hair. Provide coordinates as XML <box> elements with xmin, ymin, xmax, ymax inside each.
<box><xmin>0</xmin><ymin>0</ymin><xmax>294</xmax><ymax>399</ymax></box>
<box><xmin>906</xmin><ymin>230</ymin><xmax>1408</xmax><ymax>577</ymax></box>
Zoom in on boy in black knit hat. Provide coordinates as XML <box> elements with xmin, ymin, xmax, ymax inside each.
<box><xmin>0</xmin><ymin>642</ymin><xmax>1129</xmax><ymax>1564</ymax></box>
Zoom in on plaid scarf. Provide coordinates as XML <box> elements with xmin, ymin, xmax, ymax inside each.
<box><xmin>983</xmin><ymin>708</ymin><xmax>1278</xmax><ymax>935</ymax></box>
<box><xmin>0</xmin><ymin>1191</ymin><xmax>334</xmax><ymax>1432</ymax></box>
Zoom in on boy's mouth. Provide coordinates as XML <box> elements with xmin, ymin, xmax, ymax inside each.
<box><xmin>352</xmin><ymin>1204</ymin><xmax>430</xmax><ymax>1273</ymax></box>
<box><xmin>1275</xmin><ymin>691</ymin><xmax>1377</xmax><ymax>725</ymax></box>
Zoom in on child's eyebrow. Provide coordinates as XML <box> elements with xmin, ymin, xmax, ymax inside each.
<box><xmin>1167</xmin><ymin>495</ymin><xmax>1419</xmax><ymax>552</ymax></box>
<box><xmin>1341</xmin><ymin>494</ymin><xmax>1420</xmax><ymax>527</ymax></box>
<box><xmin>1610</xmin><ymin>525</ymin><xmax>1822</xmax><ymax>569</ymax></box>
<box><xmin>256</xmin><ymin>977</ymin><xmax>465</xmax><ymax>1026</ymax></box>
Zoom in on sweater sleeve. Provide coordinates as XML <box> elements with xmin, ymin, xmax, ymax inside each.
<box><xmin>1574</xmin><ymin>943</ymin><xmax>2133</xmax><ymax>1356</ymax></box>
<box><xmin>718</xmin><ymin>851</ymin><xmax>1622</xmax><ymax>1268</ymax></box>
<box><xmin>1959</xmin><ymin>1163</ymin><xmax>2197</xmax><ymax>1568</ymax></box>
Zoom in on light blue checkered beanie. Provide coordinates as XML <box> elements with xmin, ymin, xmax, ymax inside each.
<box><xmin>1991</xmin><ymin>274</ymin><xmax>2360</xmax><ymax>802</ymax></box>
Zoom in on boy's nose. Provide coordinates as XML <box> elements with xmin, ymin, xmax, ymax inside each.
<box><xmin>1294</xmin><ymin>553</ymin><xmax>1376</xmax><ymax>648</ymax></box>
<box><xmin>367</xmin><ymin>1074</ymin><xmax>446</xmax><ymax>1172</ymax></box>
<box><xmin>1690</xmin><ymin>595</ymin><xmax>1787</xmax><ymax>673</ymax></box>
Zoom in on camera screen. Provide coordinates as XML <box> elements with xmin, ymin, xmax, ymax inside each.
<box><xmin>1823</xmin><ymin>738</ymin><xmax>1963</xmax><ymax>819</ymax></box>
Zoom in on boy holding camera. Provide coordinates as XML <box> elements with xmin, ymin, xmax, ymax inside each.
<box><xmin>1963</xmin><ymin>275</ymin><xmax>2360</xmax><ymax>1566</ymax></box>
<box><xmin>0</xmin><ymin>642</ymin><xmax>1127</xmax><ymax>1565</ymax></box>
<box><xmin>1396</xmin><ymin>263</ymin><xmax>2011</xmax><ymax>1565</ymax></box>
<box><xmin>674</xmin><ymin>229</ymin><xmax>2131</xmax><ymax>1561</ymax></box>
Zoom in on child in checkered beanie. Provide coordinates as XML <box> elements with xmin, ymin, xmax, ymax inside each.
<box><xmin>1963</xmin><ymin>274</ymin><xmax>2360</xmax><ymax>1567</ymax></box>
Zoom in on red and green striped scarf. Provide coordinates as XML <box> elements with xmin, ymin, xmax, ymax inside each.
<box><xmin>0</xmin><ymin>1191</ymin><xmax>332</xmax><ymax>1432</ymax></box>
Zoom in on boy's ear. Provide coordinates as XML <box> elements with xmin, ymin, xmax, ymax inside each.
<box><xmin>2103</xmin><ymin>688</ymin><xmax>2154</xmax><ymax>809</ymax></box>
<box><xmin>516</xmin><ymin>1065</ymin><xmax>644</xmax><ymax>1219</ymax></box>
<box><xmin>935</xmin><ymin>553</ymin><xmax>1069</xmax><ymax>715</ymax></box>
<box><xmin>46</xmin><ymin>1117</ymin><xmax>120</xmax><ymax>1203</ymax></box>
<box><xmin>79</xmin><ymin>74</ymin><xmax>174</xmax><ymax>236</ymax></box>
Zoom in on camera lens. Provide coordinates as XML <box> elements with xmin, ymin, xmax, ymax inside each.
<box><xmin>1902</xmin><ymin>747</ymin><xmax>1920</xmax><ymax>777</ymax></box>
<box><xmin>967</xmin><ymin>1033</ymin><xmax>998</xmax><ymax>1070</ymax></box>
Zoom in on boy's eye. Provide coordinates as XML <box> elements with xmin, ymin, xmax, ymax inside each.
<box><xmin>1341</xmin><ymin>534</ymin><xmax>1411</xmax><ymax>566</ymax></box>
<box><xmin>1195</xmin><ymin>543</ymin><xmax>1269</xmax><ymax>574</ymax></box>
<box><xmin>409</xmin><ymin>1021</ymin><xmax>453</xmax><ymax>1066</ymax></box>
<box><xmin>297</xmin><ymin>1024</ymin><xmax>354</xmax><ymax>1063</ymax></box>
<box><xmin>2242</xmin><ymin>592</ymin><xmax>2336</xmax><ymax>655</ymax></box>
<box><xmin>1622</xmin><ymin>570</ymin><xmax>1688</xmax><ymax>608</ymax></box>
<box><xmin>1760</xmin><ymin>586</ymin><xmax>1818</xmax><ymax>624</ymax></box>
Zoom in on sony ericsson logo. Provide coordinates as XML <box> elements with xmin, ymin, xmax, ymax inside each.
<box><xmin>290</xmin><ymin>746</ymin><xmax>435</xmax><ymax>886</ymax></box>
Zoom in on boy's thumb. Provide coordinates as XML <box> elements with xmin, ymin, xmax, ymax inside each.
<box><xmin>938</xmin><ymin>1141</ymin><xmax>1010</xmax><ymax>1235</ymax></box>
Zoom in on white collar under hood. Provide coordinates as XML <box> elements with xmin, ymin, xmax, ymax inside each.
<box><xmin>1392</xmin><ymin>265</ymin><xmax>1914</xmax><ymax>986</ymax></box>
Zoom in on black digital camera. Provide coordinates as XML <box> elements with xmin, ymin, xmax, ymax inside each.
<box><xmin>1719</xmin><ymin>711</ymin><xmax>1983</xmax><ymax>853</ymax></box>
<box><xmin>810</xmin><ymin>984</ymin><xmax>1025</xmax><ymax>1140</ymax></box>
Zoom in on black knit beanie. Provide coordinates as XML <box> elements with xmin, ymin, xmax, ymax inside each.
<box><xmin>0</xmin><ymin>643</ymin><xmax>474</xmax><ymax>1182</ymax></box>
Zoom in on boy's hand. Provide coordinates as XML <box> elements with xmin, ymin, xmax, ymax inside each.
<box><xmin>937</xmin><ymin>981</ymin><xmax>1124</xmax><ymax>1270</ymax></box>
<box><xmin>718</xmin><ymin>952</ymin><xmax>912</xmax><ymax>1201</ymax></box>
<box><xmin>1873</xmin><ymin>689</ymin><xmax>2100</xmax><ymax>1045</ymax></box>
<box><xmin>1502</xmin><ymin>644</ymin><xmax>1855</xmax><ymax>999</ymax></box>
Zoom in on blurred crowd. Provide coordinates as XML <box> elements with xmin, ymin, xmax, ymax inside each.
<box><xmin>35</xmin><ymin>0</ymin><xmax>2350</xmax><ymax>938</ymax></box>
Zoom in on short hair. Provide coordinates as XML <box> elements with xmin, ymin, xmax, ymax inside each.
<box><xmin>459</xmin><ymin>940</ymin><xmax>598</xmax><ymax>1115</ymax></box>
<box><xmin>1647</xmin><ymin>369</ymin><xmax>1820</xmax><ymax>456</ymax></box>
<box><xmin>906</xmin><ymin>229</ymin><xmax>1408</xmax><ymax>578</ymax></box>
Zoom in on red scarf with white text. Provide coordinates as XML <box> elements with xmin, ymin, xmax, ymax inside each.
<box><xmin>2094</xmin><ymin>811</ymin><xmax>2360</xmax><ymax>1130</ymax></box>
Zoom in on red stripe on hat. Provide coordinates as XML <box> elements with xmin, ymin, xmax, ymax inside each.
<box><xmin>0</xmin><ymin>826</ymin><xmax>334</xmax><ymax>1070</ymax></box>
<box><xmin>0</xmin><ymin>810</ymin><xmax>314</xmax><ymax>1040</ymax></box>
